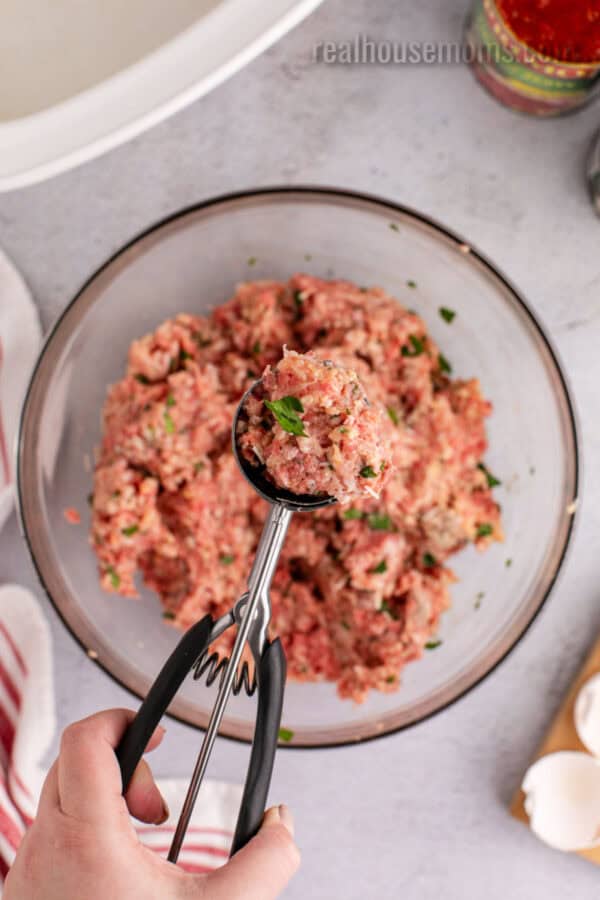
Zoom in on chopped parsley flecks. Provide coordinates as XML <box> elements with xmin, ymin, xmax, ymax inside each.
<box><xmin>121</xmin><ymin>525</ymin><xmax>139</xmax><ymax>537</ymax></box>
<box><xmin>165</xmin><ymin>392</ymin><xmax>176</xmax><ymax>407</ymax></box>
<box><xmin>293</xmin><ymin>290</ymin><xmax>304</xmax><ymax>309</ymax></box>
<box><xmin>371</xmin><ymin>559</ymin><xmax>388</xmax><ymax>575</ymax></box>
<box><xmin>477</xmin><ymin>462</ymin><xmax>501</xmax><ymax>488</ymax></box>
<box><xmin>387</xmin><ymin>406</ymin><xmax>399</xmax><ymax>426</ymax></box>
<box><xmin>194</xmin><ymin>461</ymin><xmax>205</xmax><ymax>474</ymax></box>
<box><xmin>264</xmin><ymin>396</ymin><xmax>306</xmax><ymax>437</ymax></box>
<box><xmin>425</xmin><ymin>639</ymin><xmax>442</xmax><ymax>650</ymax></box>
<box><xmin>278</xmin><ymin>727</ymin><xmax>294</xmax><ymax>742</ymax></box>
<box><xmin>505</xmin><ymin>558</ymin><xmax>513</xmax><ymax>568</ymax></box>
<box><xmin>163</xmin><ymin>412</ymin><xmax>176</xmax><ymax>434</ymax></box>
<box><xmin>134</xmin><ymin>373</ymin><xmax>151</xmax><ymax>385</ymax></box>
<box><xmin>360</xmin><ymin>465</ymin><xmax>377</xmax><ymax>479</ymax></box>
<box><xmin>423</xmin><ymin>552</ymin><xmax>437</xmax><ymax>568</ymax></box>
<box><xmin>474</xmin><ymin>590</ymin><xmax>485</xmax><ymax>610</ymax></box>
<box><xmin>476</xmin><ymin>523</ymin><xmax>494</xmax><ymax>538</ymax></box>
<box><xmin>163</xmin><ymin>611</ymin><xmax>176</xmax><ymax>620</ymax></box>
<box><xmin>406</xmin><ymin>279</ymin><xmax>417</xmax><ymax>289</ymax></box>
<box><xmin>343</xmin><ymin>508</ymin><xmax>364</xmax><ymax>521</ymax></box>
<box><xmin>368</xmin><ymin>513</ymin><xmax>393</xmax><ymax>531</ymax></box>
<box><xmin>401</xmin><ymin>335</ymin><xmax>426</xmax><ymax>358</ymax></box>
<box><xmin>386</xmin><ymin>675</ymin><xmax>396</xmax><ymax>684</ymax></box>
<box><xmin>389</xmin><ymin>223</ymin><xmax>399</xmax><ymax>232</ymax></box>
<box><xmin>341</xmin><ymin>620</ymin><xmax>351</xmax><ymax>630</ymax></box>
<box><xmin>220</xmin><ymin>554</ymin><xmax>235</xmax><ymax>565</ymax></box>
<box><xmin>247</xmin><ymin>256</ymin><xmax>258</xmax><ymax>266</ymax></box>
<box><xmin>438</xmin><ymin>353</ymin><xmax>452</xmax><ymax>374</ymax></box>
<box><xmin>439</xmin><ymin>307</ymin><xmax>456</xmax><ymax>324</ymax></box>
<box><xmin>106</xmin><ymin>566</ymin><xmax>120</xmax><ymax>589</ymax></box>
<box><xmin>252</xmin><ymin>341</ymin><xmax>261</xmax><ymax>355</ymax></box>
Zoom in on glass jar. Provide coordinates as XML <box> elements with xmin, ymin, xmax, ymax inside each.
<box><xmin>588</xmin><ymin>128</ymin><xmax>600</xmax><ymax>214</ymax></box>
<box><xmin>465</xmin><ymin>0</ymin><xmax>600</xmax><ymax>116</ymax></box>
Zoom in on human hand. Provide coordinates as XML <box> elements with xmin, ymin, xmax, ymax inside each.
<box><xmin>5</xmin><ymin>709</ymin><xmax>300</xmax><ymax>900</ymax></box>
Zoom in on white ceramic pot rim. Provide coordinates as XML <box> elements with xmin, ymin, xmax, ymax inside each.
<box><xmin>0</xmin><ymin>0</ymin><xmax>322</xmax><ymax>192</ymax></box>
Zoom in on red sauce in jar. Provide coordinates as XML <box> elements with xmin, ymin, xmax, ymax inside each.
<box><xmin>497</xmin><ymin>0</ymin><xmax>600</xmax><ymax>63</ymax></box>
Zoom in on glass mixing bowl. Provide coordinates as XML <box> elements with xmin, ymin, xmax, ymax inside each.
<box><xmin>17</xmin><ymin>188</ymin><xmax>579</xmax><ymax>747</ymax></box>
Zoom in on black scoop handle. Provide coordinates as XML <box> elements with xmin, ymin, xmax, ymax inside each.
<box><xmin>115</xmin><ymin>617</ymin><xmax>286</xmax><ymax>859</ymax></box>
<box><xmin>231</xmin><ymin>637</ymin><xmax>286</xmax><ymax>855</ymax></box>
<box><xmin>116</xmin><ymin>615</ymin><xmax>214</xmax><ymax>789</ymax></box>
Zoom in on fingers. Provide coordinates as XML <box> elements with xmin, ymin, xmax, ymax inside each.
<box><xmin>57</xmin><ymin>708</ymin><xmax>165</xmax><ymax>824</ymax></box>
<box><xmin>203</xmin><ymin>805</ymin><xmax>300</xmax><ymax>900</ymax></box>
<box><xmin>124</xmin><ymin>758</ymin><xmax>169</xmax><ymax>825</ymax></box>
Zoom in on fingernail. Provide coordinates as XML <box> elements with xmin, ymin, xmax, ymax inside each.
<box><xmin>278</xmin><ymin>804</ymin><xmax>294</xmax><ymax>837</ymax></box>
<box><xmin>263</xmin><ymin>805</ymin><xmax>295</xmax><ymax>835</ymax></box>
<box><xmin>132</xmin><ymin>758</ymin><xmax>155</xmax><ymax>791</ymax></box>
<box><xmin>262</xmin><ymin>806</ymin><xmax>281</xmax><ymax>828</ymax></box>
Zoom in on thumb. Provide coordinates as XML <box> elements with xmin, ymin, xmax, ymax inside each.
<box><xmin>204</xmin><ymin>806</ymin><xmax>300</xmax><ymax>900</ymax></box>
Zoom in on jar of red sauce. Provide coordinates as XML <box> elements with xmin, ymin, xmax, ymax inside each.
<box><xmin>465</xmin><ymin>0</ymin><xmax>600</xmax><ymax>115</ymax></box>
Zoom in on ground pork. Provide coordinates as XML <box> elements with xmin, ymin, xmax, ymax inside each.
<box><xmin>91</xmin><ymin>275</ymin><xmax>502</xmax><ymax>702</ymax></box>
<box><xmin>238</xmin><ymin>349</ymin><xmax>390</xmax><ymax>501</ymax></box>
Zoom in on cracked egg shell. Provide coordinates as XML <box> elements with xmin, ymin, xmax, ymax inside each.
<box><xmin>522</xmin><ymin>751</ymin><xmax>600</xmax><ymax>851</ymax></box>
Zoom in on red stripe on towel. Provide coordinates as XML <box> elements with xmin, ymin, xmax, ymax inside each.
<box><xmin>0</xmin><ymin>623</ymin><xmax>28</xmax><ymax>677</ymax></box>
<box><xmin>0</xmin><ymin>659</ymin><xmax>21</xmax><ymax>712</ymax></box>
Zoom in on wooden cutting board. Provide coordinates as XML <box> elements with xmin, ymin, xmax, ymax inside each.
<box><xmin>511</xmin><ymin>636</ymin><xmax>600</xmax><ymax>864</ymax></box>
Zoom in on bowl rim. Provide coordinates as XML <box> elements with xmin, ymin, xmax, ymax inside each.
<box><xmin>17</xmin><ymin>185</ymin><xmax>580</xmax><ymax>749</ymax></box>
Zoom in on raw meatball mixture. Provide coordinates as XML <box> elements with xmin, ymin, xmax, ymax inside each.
<box><xmin>238</xmin><ymin>349</ymin><xmax>390</xmax><ymax>501</ymax></box>
<box><xmin>91</xmin><ymin>275</ymin><xmax>502</xmax><ymax>702</ymax></box>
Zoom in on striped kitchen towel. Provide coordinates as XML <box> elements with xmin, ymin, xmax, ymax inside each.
<box><xmin>0</xmin><ymin>249</ymin><xmax>42</xmax><ymax>531</ymax></box>
<box><xmin>0</xmin><ymin>583</ymin><xmax>242</xmax><ymax>888</ymax></box>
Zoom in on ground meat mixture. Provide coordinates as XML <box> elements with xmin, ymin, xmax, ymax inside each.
<box><xmin>238</xmin><ymin>349</ymin><xmax>390</xmax><ymax>501</ymax></box>
<box><xmin>91</xmin><ymin>275</ymin><xmax>502</xmax><ymax>702</ymax></box>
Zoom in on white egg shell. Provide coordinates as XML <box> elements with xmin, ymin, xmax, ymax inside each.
<box><xmin>575</xmin><ymin>673</ymin><xmax>600</xmax><ymax>758</ymax></box>
<box><xmin>522</xmin><ymin>751</ymin><xmax>600</xmax><ymax>851</ymax></box>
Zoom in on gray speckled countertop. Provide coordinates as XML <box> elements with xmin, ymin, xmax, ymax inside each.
<box><xmin>1</xmin><ymin>1</ymin><xmax>600</xmax><ymax>897</ymax></box>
